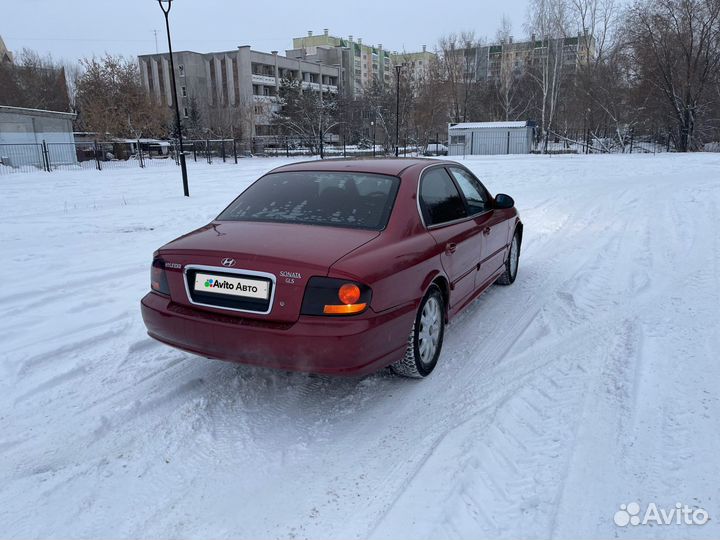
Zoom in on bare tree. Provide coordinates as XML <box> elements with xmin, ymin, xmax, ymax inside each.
<box><xmin>412</xmin><ymin>55</ymin><xmax>450</xmax><ymax>146</ymax></box>
<box><xmin>526</xmin><ymin>0</ymin><xmax>571</xmax><ymax>143</ymax></box>
<box><xmin>571</xmin><ymin>0</ymin><xmax>618</xmax><ymax>66</ymax></box>
<box><xmin>439</xmin><ymin>32</ymin><xmax>479</xmax><ymax>123</ymax></box>
<box><xmin>0</xmin><ymin>49</ymin><xmax>70</xmax><ymax>112</ymax></box>
<box><xmin>494</xmin><ymin>16</ymin><xmax>534</xmax><ymax>121</ymax></box>
<box><xmin>273</xmin><ymin>78</ymin><xmax>337</xmax><ymax>153</ymax></box>
<box><xmin>202</xmin><ymin>97</ymin><xmax>254</xmax><ymax>140</ymax></box>
<box><xmin>363</xmin><ymin>78</ymin><xmax>395</xmax><ymax>151</ymax></box>
<box><xmin>565</xmin><ymin>0</ymin><xmax>632</xmax><ymax>145</ymax></box>
<box><xmin>62</xmin><ymin>60</ymin><xmax>83</xmax><ymax>113</ymax></box>
<box><xmin>75</xmin><ymin>55</ymin><xmax>168</xmax><ymax>139</ymax></box>
<box><xmin>626</xmin><ymin>0</ymin><xmax>720</xmax><ymax>151</ymax></box>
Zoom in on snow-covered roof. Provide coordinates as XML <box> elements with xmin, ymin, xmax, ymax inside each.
<box><xmin>115</xmin><ymin>138</ymin><xmax>171</xmax><ymax>146</ymax></box>
<box><xmin>449</xmin><ymin>121</ymin><xmax>530</xmax><ymax>129</ymax></box>
<box><xmin>0</xmin><ymin>105</ymin><xmax>76</xmax><ymax>120</ymax></box>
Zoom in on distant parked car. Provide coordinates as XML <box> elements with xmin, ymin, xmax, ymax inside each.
<box><xmin>141</xmin><ymin>158</ymin><xmax>522</xmax><ymax>378</ymax></box>
<box><xmin>424</xmin><ymin>143</ymin><xmax>449</xmax><ymax>156</ymax></box>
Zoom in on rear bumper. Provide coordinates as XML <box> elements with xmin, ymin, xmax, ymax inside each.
<box><xmin>140</xmin><ymin>292</ymin><xmax>415</xmax><ymax>376</ymax></box>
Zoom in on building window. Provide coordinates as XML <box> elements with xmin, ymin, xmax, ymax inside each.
<box><xmin>183</xmin><ymin>107</ymin><xmax>188</xmax><ymax>118</ymax></box>
<box><xmin>209</xmin><ymin>60</ymin><xmax>217</xmax><ymax>103</ymax></box>
<box><xmin>146</xmin><ymin>62</ymin><xmax>154</xmax><ymax>92</ymax></box>
<box><xmin>158</xmin><ymin>63</ymin><xmax>166</xmax><ymax>104</ymax></box>
<box><xmin>233</xmin><ymin>57</ymin><xmax>240</xmax><ymax>105</ymax></box>
<box><xmin>178</xmin><ymin>64</ymin><xmax>185</xmax><ymax>77</ymax></box>
<box><xmin>181</xmin><ymin>86</ymin><xmax>187</xmax><ymax>97</ymax></box>
<box><xmin>220</xmin><ymin>57</ymin><xmax>229</xmax><ymax>105</ymax></box>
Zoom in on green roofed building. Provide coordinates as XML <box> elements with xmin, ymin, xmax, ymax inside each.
<box><xmin>289</xmin><ymin>29</ymin><xmax>394</xmax><ymax>96</ymax></box>
<box><xmin>454</xmin><ymin>34</ymin><xmax>595</xmax><ymax>82</ymax></box>
<box><xmin>390</xmin><ymin>45</ymin><xmax>437</xmax><ymax>83</ymax></box>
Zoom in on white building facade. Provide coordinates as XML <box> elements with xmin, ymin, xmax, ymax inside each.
<box><xmin>0</xmin><ymin>106</ymin><xmax>77</xmax><ymax>168</ymax></box>
<box><xmin>448</xmin><ymin>121</ymin><xmax>536</xmax><ymax>156</ymax></box>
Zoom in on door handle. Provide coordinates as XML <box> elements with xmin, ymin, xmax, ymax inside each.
<box><xmin>482</xmin><ymin>227</ymin><xmax>491</xmax><ymax>236</ymax></box>
<box><xmin>446</xmin><ymin>242</ymin><xmax>457</xmax><ymax>254</ymax></box>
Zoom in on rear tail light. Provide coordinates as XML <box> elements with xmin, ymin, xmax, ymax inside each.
<box><xmin>151</xmin><ymin>258</ymin><xmax>170</xmax><ymax>296</ymax></box>
<box><xmin>301</xmin><ymin>277</ymin><xmax>371</xmax><ymax>316</ymax></box>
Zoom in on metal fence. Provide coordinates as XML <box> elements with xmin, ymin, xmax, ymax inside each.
<box><xmin>540</xmin><ymin>127</ymin><xmax>720</xmax><ymax>154</ymax></box>
<box><xmin>0</xmin><ymin>137</ymin><xmax>419</xmax><ymax>175</ymax></box>
<box><xmin>0</xmin><ymin>137</ymin><xmax>349</xmax><ymax>175</ymax></box>
<box><xmin>446</xmin><ymin>126</ymin><xmax>720</xmax><ymax>156</ymax></box>
<box><xmin>2</xmin><ymin>129</ymin><xmax>718</xmax><ymax>175</ymax></box>
<box><xmin>539</xmin><ymin>128</ymin><xmax>666</xmax><ymax>155</ymax></box>
<box><xmin>0</xmin><ymin>143</ymin><xmax>47</xmax><ymax>174</ymax></box>
<box><xmin>0</xmin><ymin>139</ymin><xmax>250</xmax><ymax>175</ymax></box>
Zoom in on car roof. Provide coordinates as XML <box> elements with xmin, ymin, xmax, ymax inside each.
<box><xmin>267</xmin><ymin>157</ymin><xmax>459</xmax><ymax>177</ymax></box>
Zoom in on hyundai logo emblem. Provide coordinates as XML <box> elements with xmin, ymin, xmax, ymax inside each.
<box><xmin>221</xmin><ymin>258</ymin><xmax>236</xmax><ymax>267</ymax></box>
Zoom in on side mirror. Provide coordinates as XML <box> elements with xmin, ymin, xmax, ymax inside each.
<box><xmin>495</xmin><ymin>193</ymin><xmax>515</xmax><ymax>209</ymax></box>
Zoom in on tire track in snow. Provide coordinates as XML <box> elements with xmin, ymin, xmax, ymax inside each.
<box><xmin>367</xmin><ymin>187</ymin><xmax>662</xmax><ymax>538</ymax></box>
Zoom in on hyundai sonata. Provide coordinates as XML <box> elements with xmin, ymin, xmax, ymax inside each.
<box><xmin>141</xmin><ymin>158</ymin><xmax>522</xmax><ymax>378</ymax></box>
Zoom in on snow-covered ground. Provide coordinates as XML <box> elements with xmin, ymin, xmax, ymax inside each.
<box><xmin>1</xmin><ymin>154</ymin><xmax>719</xmax><ymax>539</ymax></box>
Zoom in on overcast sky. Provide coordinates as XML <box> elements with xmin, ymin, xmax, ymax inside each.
<box><xmin>3</xmin><ymin>0</ymin><xmax>529</xmax><ymax>63</ymax></box>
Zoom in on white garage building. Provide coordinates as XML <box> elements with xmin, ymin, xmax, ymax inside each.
<box><xmin>0</xmin><ymin>106</ymin><xmax>77</xmax><ymax>169</ymax></box>
<box><xmin>448</xmin><ymin>121</ymin><xmax>536</xmax><ymax>156</ymax></box>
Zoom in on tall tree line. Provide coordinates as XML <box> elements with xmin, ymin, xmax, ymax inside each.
<box><xmin>279</xmin><ymin>0</ymin><xmax>720</xmax><ymax>152</ymax></box>
<box><xmin>3</xmin><ymin>0</ymin><xmax>718</xmax><ymax>151</ymax></box>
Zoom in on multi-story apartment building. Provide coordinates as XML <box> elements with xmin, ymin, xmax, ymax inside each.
<box><xmin>390</xmin><ymin>45</ymin><xmax>437</xmax><ymax>82</ymax></box>
<box><xmin>289</xmin><ymin>30</ymin><xmax>437</xmax><ymax>95</ymax></box>
<box><xmin>460</xmin><ymin>34</ymin><xmax>595</xmax><ymax>82</ymax></box>
<box><xmin>289</xmin><ymin>29</ymin><xmax>393</xmax><ymax>96</ymax></box>
<box><xmin>138</xmin><ymin>46</ymin><xmax>340</xmax><ymax>138</ymax></box>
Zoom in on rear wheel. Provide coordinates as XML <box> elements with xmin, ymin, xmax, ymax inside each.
<box><xmin>391</xmin><ymin>286</ymin><xmax>445</xmax><ymax>378</ymax></box>
<box><xmin>497</xmin><ymin>231</ymin><xmax>520</xmax><ymax>286</ymax></box>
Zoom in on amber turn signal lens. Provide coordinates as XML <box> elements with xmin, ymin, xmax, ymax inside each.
<box><xmin>338</xmin><ymin>283</ymin><xmax>361</xmax><ymax>305</ymax></box>
<box><xmin>300</xmin><ymin>277</ymin><xmax>371</xmax><ymax>316</ymax></box>
<box><xmin>323</xmin><ymin>303</ymin><xmax>367</xmax><ymax>315</ymax></box>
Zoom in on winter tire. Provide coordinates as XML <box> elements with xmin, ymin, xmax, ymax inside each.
<box><xmin>496</xmin><ymin>231</ymin><xmax>520</xmax><ymax>286</ymax></box>
<box><xmin>391</xmin><ymin>285</ymin><xmax>445</xmax><ymax>378</ymax></box>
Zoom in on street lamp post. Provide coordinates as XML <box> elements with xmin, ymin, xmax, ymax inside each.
<box><xmin>395</xmin><ymin>64</ymin><xmax>402</xmax><ymax>157</ymax></box>
<box><xmin>157</xmin><ymin>0</ymin><xmax>189</xmax><ymax>196</ymax></box>
<box><xmin>371</xmin><ymin>120</ymin><xmax>376</xmax><ymax>157</ymax></box>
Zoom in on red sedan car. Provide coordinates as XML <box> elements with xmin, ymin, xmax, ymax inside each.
<box><xmin>141</xmin><ymin>158</ymin><xmax>522</xmax><ymax>378</ymax></box>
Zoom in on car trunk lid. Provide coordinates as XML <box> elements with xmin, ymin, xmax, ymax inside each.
<box><xmin>158</xmin><ymin>221</ymin><xmax>379</xmax><ymax>322</ymax></box>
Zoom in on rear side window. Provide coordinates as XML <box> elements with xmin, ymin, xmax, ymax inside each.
<box><xmin>419</xmin><ymin>168</ymin><xmax>468</xmax><ymax>226</ymax></box>
<box><xmin>216</xmin><ymin>171</ymin><xmax>399</xmax><ymax>230</ymax></box>
<box><xmin>448</xmin><ymin>167</ymin><xmax>488</xmax><ymax>215</ymax></box>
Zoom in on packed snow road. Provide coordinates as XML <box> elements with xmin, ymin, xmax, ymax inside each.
<box><xmin>1</xmin><ymin>154</ymin><xmax>719</xmax><ymax>539</ymax></box>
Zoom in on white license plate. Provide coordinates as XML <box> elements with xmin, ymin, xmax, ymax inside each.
<box><xmin>194</xmin><ymin>272</ymin><xmax>270</xmax><ymax>300</ymax></box>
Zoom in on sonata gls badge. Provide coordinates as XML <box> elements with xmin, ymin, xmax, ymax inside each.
<box><xmin>221</xmin><ymin>258</ymin><xmax>236</xmax><ymax>267</ymax></box>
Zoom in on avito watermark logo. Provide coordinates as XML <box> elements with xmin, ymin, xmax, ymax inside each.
<box><xmin>614</xmin><ymin>502</ymin><xmax>709</xmax><ymax>527</ymax></box>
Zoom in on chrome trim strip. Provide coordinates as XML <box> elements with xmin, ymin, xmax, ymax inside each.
<box><xmin>426</xmin><ymin>209</ymin><xmax>493</xmax><ymax>230</ymax></box>
<box><xmin>183</xmin><ymin>264</ymin><xmax>276</xmax><ymax>315</ymax></box>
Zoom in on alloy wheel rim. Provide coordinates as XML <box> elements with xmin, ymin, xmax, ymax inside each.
<box><xmin>510</xmin><ymin>237</ymin><xmax>519</xmax><ymax>277</ymax></box>
<box><xmin>418</xmin><ymin>296</ymin><xmax>441</xmax><ymax>365</ymax></box>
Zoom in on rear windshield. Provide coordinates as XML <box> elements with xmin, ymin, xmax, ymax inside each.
<box><xmin>217</xmin><ymin>171</ymin><xmax>400</xmax><ymax>230</ymax></box>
